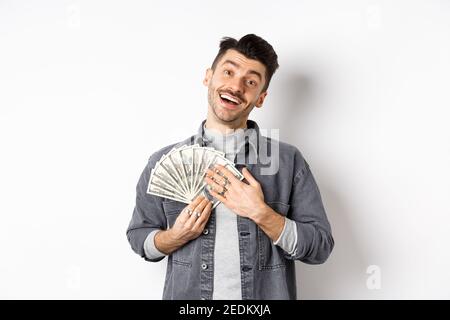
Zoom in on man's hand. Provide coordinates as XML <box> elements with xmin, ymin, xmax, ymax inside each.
<box><xmin>204</xmin><ymin>165</ymin><xmax>286</xmax><ymax>241</ymax></box>
<box><xmin>154</xmin><ymin>195</ymin><xmax>213</xmax><ymax>255</ymax></box>
<box><xmin>170</xmin><ymin>195</ymin><xmax>213</xmax><ymax>242</ymax></box>
<box><xmin>203</xmin><ymin>165</ymin><xmax>266</xmax><ymax>220</ymax></box>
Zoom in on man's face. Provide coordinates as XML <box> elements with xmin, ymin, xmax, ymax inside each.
<box><xmin>203</xmin><ymin>49</ymin><xmax>268</xmax><ymax>124</ymax></box>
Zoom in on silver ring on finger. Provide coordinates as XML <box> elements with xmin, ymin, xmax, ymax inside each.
<box><xmin>193</xmin><ymin>210</ymin><xmax>200</xmax><ymax>217</ymax></box>
<box><xmin>218</xmin><ymin>186</ymin><xmax>227</xmax><ymax>197</ymax></box>
<box><xmin>222</xmin><ymin>178</ymin><xmax>229</xmax><ymax>187</ymax></box>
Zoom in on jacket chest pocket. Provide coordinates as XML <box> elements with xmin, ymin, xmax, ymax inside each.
<box><xmin>162</xmin><ymin>200</ymin><xmax>195</xmax><ymax>268</ymax></box>
<box><xmin>257</xmin><ymin>201</ymin><xmax>291</xmax><ymax>270</ymax></box>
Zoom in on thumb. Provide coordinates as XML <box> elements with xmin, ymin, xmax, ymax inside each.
<box><xmin>242</xmin><ymin>167</ymin><xmax>259</xmax><ymax>187</ymax></box>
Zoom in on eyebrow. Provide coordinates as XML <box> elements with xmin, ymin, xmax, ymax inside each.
<box><xmin>221</xmin><ymin>60</ymin><xmax>263</xmax><ymax>81</ymax></box>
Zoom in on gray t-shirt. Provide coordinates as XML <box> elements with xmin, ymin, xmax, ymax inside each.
<box><xmin>203</xmin><ymin>125</ymin><xmax>245</xmax><ymax>300</ymax></box>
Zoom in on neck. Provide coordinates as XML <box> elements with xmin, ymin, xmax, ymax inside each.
<box><xmin>205</xmin><ymin>110</ymin><xmax>248</xmax><ymax>135</ymax></box>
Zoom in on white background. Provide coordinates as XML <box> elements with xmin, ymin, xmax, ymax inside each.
<box><xmin>1</xmin><ymin>0</ymin><xmax>449</xmax><ymax>299</ymax></box>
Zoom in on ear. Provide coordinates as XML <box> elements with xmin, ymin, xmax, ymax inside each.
<box><xmin>203</xmin><ymin>68</ymin><xmax>213</xmax><ymax>87</ymax></box>
<box><xmin>254</xmin><ymin>91</ymin><xmax>268</xmax><ymax>108</ymax></box>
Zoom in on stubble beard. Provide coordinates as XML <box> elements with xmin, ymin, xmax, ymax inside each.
<box><xmin>207</xmin><ymin>85</ymin><xmax>253</xmax><ymax>124</ymax></box>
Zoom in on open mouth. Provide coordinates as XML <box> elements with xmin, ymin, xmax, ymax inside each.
<box><xmin>219</xmin><ymin>93</ymin><xmax>241</xmax><ymax>107</ymax></box>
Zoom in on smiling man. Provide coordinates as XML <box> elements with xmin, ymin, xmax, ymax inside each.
<box><xmin>126</xmin><ymin>34</ymin><xmax>334</xmax><ymax>300</ymax></box>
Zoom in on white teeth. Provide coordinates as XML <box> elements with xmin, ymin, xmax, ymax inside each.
<box><xmin>220</xmin><ymin>94</ymin><xmax>239</xmax><ymax>104</ymax></box>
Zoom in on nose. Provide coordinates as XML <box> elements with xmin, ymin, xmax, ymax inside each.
<box><xmin>227</xmin><ymin>76</ymin><xmax>244</xmax><ymax>95</ymax></box>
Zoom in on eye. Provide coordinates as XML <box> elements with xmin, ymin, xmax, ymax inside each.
<box><xmin>247</xmin><ymin>80</ymin><xmax>257</xmax><ymax>86</ymax></box>
<box><xmin>224</xmin><ymin>70</ymin><xmax>231</xmax><ymax>76</ymax></box>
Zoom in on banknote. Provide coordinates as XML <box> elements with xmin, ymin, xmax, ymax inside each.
<box><xmin>147</xmin><ymin>144</ymin><xmax>244</xmax><ymax>207</ymax></box>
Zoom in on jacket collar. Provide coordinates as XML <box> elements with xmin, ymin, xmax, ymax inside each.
<box><xmin>190</xmin><ymin>119</ymin><xmax>261</xmax><ymax>169</ymax></box>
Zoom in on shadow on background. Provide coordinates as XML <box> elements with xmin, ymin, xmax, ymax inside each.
<box><xmin>274</xmin><ymin>71</ymin><xmax>368</xmax><ymax>299</ymax></box>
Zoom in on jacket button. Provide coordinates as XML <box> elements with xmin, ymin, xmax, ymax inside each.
<box><xmin>201</xmin><ymin>263</ymin><xmax>208</xmax><ymax>270</ymax></box>
<box><xmin>202</xmin><ymin>229</ymin><xmax>209</xmax><ymax>235</ymax></box>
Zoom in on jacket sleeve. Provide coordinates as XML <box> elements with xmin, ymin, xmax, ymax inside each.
<box><xmin>126</xmin><ymin>156</ymin><xmax>167</xmax><ymax>262</ymax></box>
<box><xmin>285</xmin><ymin>149</ymin><xmax>334</xmax><ymax>264</ymax></box>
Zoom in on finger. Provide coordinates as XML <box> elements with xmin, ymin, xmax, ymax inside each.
<box><xmin>194</xmin><ymin>200</ymin><xmax>213</xmax><ymax>229</ymax></box>
<box><xmin>185</xmin><ymin>205</ymin><xmax>201</xmax><ymax>227</ymax></box>
<box><xmin>208</xmin><ymin>187</ymin><xmax>228</xmax><ymax>204</ymax></box>
<box><xmin>178</xmin><ymin>197</ymin><xmax>201</xmax><ymax>222</ymax></box>
<box><xmin>191</xmin><ymin>194</ymin><xmax>206</xmax><ymax>205</ymax></box>
<box><xmin>181</xmin><ymin>196</ymin><xmax>205</xmax><ymax>221</ymax></box>
<box><xmin>242</xmin><ymin>167</ymin><xmax>259</xmax><ymax>187</ymax></box>
<box><xmin>188</xmin><ymin>195</ymin><xmax>206</xmax><ymax>210</ymax></box>
<box><xmin>212</xmin><ymin>164</ymin><xmax>240</xmax><ymax>184</ymax></box>
<box><xmin>205</xmin><ymin>169</ymin><xmax>228</xmax><ymax>185</ymax></box>
<box><xmin>205</xmin><ymin>168</ymin><xmax>228</xmax><ymax>187</ymax></box>
<box><xmin>188</xmin><ymin>198</ymin><xmax>209</xmax><ymax>223</ymax></box>
<box><xmin>204</xmin><ymin>176</ymin><xmax>227</xmax><ymax>194</ymax></box>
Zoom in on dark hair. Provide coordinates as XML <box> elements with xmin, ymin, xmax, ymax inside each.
<box><xmin>211</xmin><ymin>34</ymin><xmax>279</xmax><ymax>92</ymax></box>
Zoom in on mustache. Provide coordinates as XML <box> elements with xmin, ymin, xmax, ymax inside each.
<box><xmin>219</xmin><ymin>90</ymin><xmax>245</xmax><ymax>104</ymax></box>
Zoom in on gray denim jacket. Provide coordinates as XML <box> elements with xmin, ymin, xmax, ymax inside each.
<box><xmin>126</xmin><ymin>120</ymin><xmax>334</xmax><ymax>300</ymax></box>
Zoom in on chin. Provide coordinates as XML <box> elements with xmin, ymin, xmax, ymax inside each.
<box><xmin>214</xmin><ymin>110</ymin><xmax>239</xmax><ymax>123</ymax></box>
<box><xmin>217</xmin><ymin>114</ymin><xmax>238</xmax><ymax>123</ymax></box>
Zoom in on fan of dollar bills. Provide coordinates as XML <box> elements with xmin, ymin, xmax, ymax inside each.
<box><xmin>147</xmin><ymin>144</ymin><xmax>244</xmax><ymax>208</ymax></box>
